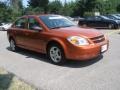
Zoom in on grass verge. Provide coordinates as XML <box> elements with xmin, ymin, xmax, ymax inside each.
<box><xmin>0</xmin><ymin>68</ymin><xmax>36</xmax><ymax>90</ymax></box>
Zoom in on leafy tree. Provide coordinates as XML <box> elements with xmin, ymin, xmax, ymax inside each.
<box><xmin>73</xmin><ymin>0</ymin><xmax>97</xmax><ymax>17</ymax></box>
<box><xmin>8</xmin><ymin>0</ymin><xmax>23</xmax><ymax>10</ymax></box>
<box><xmin>28</xmin><ymin>0</ymin><xmax>49</xmax><ymax>13</ymax></box>
<box><xmin>95</xmin><ymin>0</ymin><xmax>116</xmax><ymax>15</ymax></box>
<box><xmin>0</xmin><ymin>2</ymin><xmax>6</xmax><ymax>8</ymax></box>
<box><xmin>6</xmin><ymin>0</ymin><xmax>24</xmax><ymax>20</ymax></box>
<box><xmin>24</xmin><ymin>7</ymin><xmax>44</xmax><ymax>15</ymax></box>
<box><xmin>48</xmin><ymin>1</ymin><xmax>76</xmax><ymax>16</ymax></box>
<box><xmin>0</xmin><ymin>2</ymin><xmax>6</xmax><ymax>22</ymax></box>
<box><xmin>117</xmin><ymin>4</ymin><xmax>120</xmax><ymax>13</ymax></box>
<box><xmin>0</xmin><ymin>1</ymin><xmax>13</xmax><ymax>22</ymax></box>
<box><xmin>62</xmin><ymin>2</ymin><xmax>76</xmax><ymax>16</ymax></box>
<box><xmin>48</xmin><ymin>0</ymin><xmax>63</xmax><ymax>14</ymax></box>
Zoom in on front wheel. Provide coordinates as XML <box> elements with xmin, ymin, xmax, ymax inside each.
<box><xmin>47</xmin><ymin>44</ymin><xmax>66</xmax><ymax>65</ymax></box>
<box><xmin>2</xmin><ymin>27</ymin><xmax>5</xmax><ymax>31</ymax></box>
<box><xmin>114</xmin><ymin>24</ymin><xmax>120</xmax><ymax>29</ymax></box>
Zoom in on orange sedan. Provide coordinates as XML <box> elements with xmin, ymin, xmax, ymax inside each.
<box><xmin>7</xmin><ymin>15</ymin><xmax>109</xmax><ymax>65</ymax></box>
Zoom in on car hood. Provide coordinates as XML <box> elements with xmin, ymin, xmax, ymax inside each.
<box><xmin>50</xmin><ymin>26</ymin><xmax>103</xmax><ymax>38</ymax></box>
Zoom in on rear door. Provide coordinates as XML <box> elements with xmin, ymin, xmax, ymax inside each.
<box><xmin>13</xmin><ymin>17</ymin><xmax>28</xmax><ymax>46</ymax></box>
<box><xmin>85</xmin><ymin>17</ymin><xmax>97</xmax><ymax>28</ymax></box>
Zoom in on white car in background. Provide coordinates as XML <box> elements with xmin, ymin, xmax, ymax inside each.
<box><xmin>0</xmin><ymin>23</ymin><xmax>12</xmax><ymax>31</ymax></box>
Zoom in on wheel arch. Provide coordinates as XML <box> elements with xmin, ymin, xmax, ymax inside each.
<box><xmin>46</xmin><ymin>39</ymin><xmax>67</xmax><ymax>58</ymax></box>
<box><xmin>8</xmin><ymin>36</ymin><xmax>17</xmax><ymax>45</ymax></box>
<box><xmin>9</xmin><ymin>36</ymin><xmax>15</xmax><ymax>42</ymax></box>
<box><xmin>9</xmin><ymin>36</ymin><xmax>13</xmax><ymax>42</ymax></box>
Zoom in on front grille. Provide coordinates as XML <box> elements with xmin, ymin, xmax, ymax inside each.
<box><xmin>90</xmin><ymin>35</ymin><xmax>105</xmax><ymax>43</ymax></box>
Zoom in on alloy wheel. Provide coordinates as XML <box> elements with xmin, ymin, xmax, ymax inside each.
<box><xmin>49</xmin><ymin>46</ymin><xmax>62</xmax><ymax>63</ymax></box>
<box><xmin>108</xmin><ymin>24</ymin><xmax>113</xmax><ymax>29</ymax></box>
<box><xmin>10</xmin><ymin>39</ymin><xmax>16</xmax><ymax>51</ymax></box>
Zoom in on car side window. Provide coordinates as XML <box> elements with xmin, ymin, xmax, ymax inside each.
<box><xmin>28</xmin><ymin>17</ymin><xmax>42</xmax><ymax>30</ymax></box>
<box><xmin>95</xmin><ymin>16</ymin><xmax>102</xmax><ymax>20</ymax></box>
<box><xmin>14</xmin><ymin>18</ymin><xmax>27</xmax><ymax>29</ymax></box>
<box><xmin>86</xmin><ymin>17</ymin><xmax>94</xmax><ymax>20</ymax></box>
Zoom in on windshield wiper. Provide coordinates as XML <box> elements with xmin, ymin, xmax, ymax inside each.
<box><xmin>63</xmin><ymin>25</ymin><xmax>74</xmax><ymax>27</ymax></box>
<box><xmin>50</xmin><ymin>25</ymin><xmax>74</xmax><ymax>29</ymax></box>
<box><xmin>50</xmin><ymin>26</ymin><xmax>61</xmax><ymax>29</ymax></box>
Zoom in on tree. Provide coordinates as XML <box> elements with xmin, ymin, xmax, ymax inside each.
<box><xmin>8</xmin><ymin>0</ymin><xmax>23</xmax><ymax>10</ymax></box>
<box><xmin>62</xmin><ymin>2</ymin><xmax>76</xmax><ymax>16</ymax></box>
<box><xmin>7</xmin><ymin>0</ymin><xmax>23</xmax><ymax>19</ymax></box>
<box><xmin>95</xmin><ymin>0</ymin><xmax>116</xmax><ymax>15</ymax></box>
<box><xmin>0</xmin><ymin>0</ymin><xmax>24</xmax><ymax>22</ymax></box>
<box><xmin>73</xmin><ymin>0</ymin><xmax>97</xmax><ymax>17</ymax></box>
<box><xmin>0</xmin><ymin>1</ymin><xmax>13</xmax><ymax>22</ymax></box>
<box><xmin>117</xmin><ymin>4</ymin><xmax>120</xmax><ymax>13</ymax></box>
<box><xmin>0</xmin><ymin>2</ymin><xmax>6</xmax><ymax>22</ymax></box>
<box><xmin>24</xmin><ymin>6</ymin><xmax>44</xmax><ymax>15</ymax></box>
<box><xmin>28</xmin><ymin>0</ymin><xmax>49</xmax><ymax>13</ymax></box>
<box><xmin>48</xmin><ymin>0</ymin><xmax>63</xmax><ymax>14</ymax></box>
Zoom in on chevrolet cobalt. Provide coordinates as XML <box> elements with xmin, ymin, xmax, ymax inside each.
<box><xmin>7</xmin><ymin>15</ymin><xmax>109</xmax><ymax>65</ymax></box>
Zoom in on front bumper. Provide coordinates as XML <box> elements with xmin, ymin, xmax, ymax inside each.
<box><xmin>65</xmin><ymin>40</ymin><xmax>109</xmax><ymax>60</ymax></box>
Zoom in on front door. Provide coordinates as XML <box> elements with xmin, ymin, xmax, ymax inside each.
<box><xmin>25</xmin><ymin>17</ymin><xmax>46</xmax><ymax>52</ymax></box>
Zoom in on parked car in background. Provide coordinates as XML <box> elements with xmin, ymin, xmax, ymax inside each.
<box><xmin>0</xmin><ymin>23</ymin><xmax>4</xmax><ymax>31</ymax></box>
<box><xmin>0</xmin><ymin>23</ymin><xmax>12</xmax><ymax>31</ymax></box>
<box><xmin>72</xmin><ymin>16</ymin><xmax>84</xmax><ymax>24</ymax></box>
<box><xmin>7</xmin><ymin>14</ymin><xmax>109</xmax><ymax>65</ymax></box>
<box><xmin>73</xmin><ymin>16</ymin><xmax>84</xmax><ymax>21</ymax></box>
<box><xmin>65</xmin><ymin>16</ymin><xmax>74</xmax><ymax>21</ymax></box>
<box><xmin>115</xmin><ymin>14</ymin><xmax>120</xmax><ymax>17</ymax></box>
<box><xmin>78</xmin><ymin>15</ymin><xmax>120</xmax><ymax>29</ymax></box>
<box><xmin>106</xmin><ymin>14</ymin><xmax>120</xmax><ymax>20</ymax></box>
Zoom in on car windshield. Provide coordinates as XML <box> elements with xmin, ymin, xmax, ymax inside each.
<box><xmin>39</xmin><ymin>15</ymin><xmax>76</xmax><ymax>29</ymax></box>
<box><xmin>106</xmin><ymin>15</ymin><xmax>117</xmax><ymax>20</ymax></box>
<box><xmin>100</xmin><ymin>16</ymin><xmax>110</xmax><ymax>19</ymax></box>
<box><xmin>112</xmin><ymin>15</ymin><xmax>120</xmax><ymax>19</ymax></box>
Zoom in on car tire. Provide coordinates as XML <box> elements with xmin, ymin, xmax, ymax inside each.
<box><xmin>47</xmin><ymin>44</ymin><xmax>66</xmax><ymax>65</ymax></box>
<box><xmin>115</xmin><ymin>25</ymin><xmax>120</xmax><ymax>29</ymax></box>
<box><xmin>82</xmin><ymin>24</ymin><xmax>87</xmax><ymax>27</ymax></box>
<box><xmin>10</xmin><ymin>39</ymin><xmax>18</xmax><ymax>51</ymax></box>
<box><xmin>108</xmin><ymin>24</ymin><xmax>114</xmax><ymax>29</ymax></box>
<box><xmin>2</xmin><ymin>27</ymin><xmax>5</xmax><ymax>31</ymax></box>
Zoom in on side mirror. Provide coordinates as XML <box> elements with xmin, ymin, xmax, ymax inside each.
<box><xmin>31</xmin><ymin>26</ymin><xmax>42</xmax><ymax>31</ymax></box>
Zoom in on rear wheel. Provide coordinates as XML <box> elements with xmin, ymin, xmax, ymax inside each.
<box><xmin>47</xmin><ymin>44</ymin><xmax>66</xmax><ymax>65</ymax></box>
<box><xmin>10</xmin><ymin>39</ymin><xmax>18</xmax><ymax>51</ymax></box>
<box><xmin>108</xmin><ymin>24</ymin><xmax>114</xmax><ymax>29</ymax></box>
<box><xmin>82</xmin><ymin>24</ymin><xmax>87</xmax><ymax>27</ymax></box>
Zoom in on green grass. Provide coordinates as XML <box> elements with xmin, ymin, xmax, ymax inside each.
<box><xmin>0</xmin><ymin>68</ymin><xmax>36</xmax><ymax>90</ymax></box>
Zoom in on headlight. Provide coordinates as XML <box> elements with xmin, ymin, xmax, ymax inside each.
<box><xmin>67</xmin><ymin>36</ymin><xmax>89</xmax><ymax>46</ymax></box>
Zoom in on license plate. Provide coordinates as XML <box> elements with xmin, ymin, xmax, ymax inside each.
<box><xmin>101</xmin><ymin>44</ymin><xmax>107</xmax><ymax>52</ymax></box>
